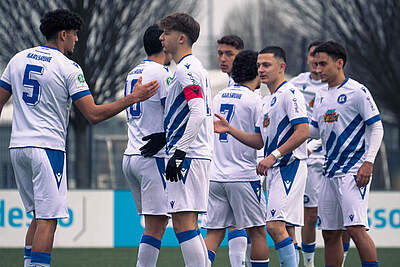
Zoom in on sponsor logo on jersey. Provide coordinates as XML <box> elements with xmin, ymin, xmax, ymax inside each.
<box><xmin>349</xmin><ymin>214</ymin><xmax>354</xmax><ymax>222</ymax></box>
<box><xmin>184</xmin><ymin>63</ymin><xmax>191</xmax><ymax>69</ymax></box>
<box><xmin>263</xmin><ymin>113</ymin><xmax>270</xmax><ymax>128</ymax></box>
<box><xmin>76</xmin><ymin>73</ymin><xmax>88</xmax><ymax>89</ymax></box>
<box><xmin>270</xmin><ymin>96</ymin><xmax>276</xmax><ymax>106</ymax></box>
<box><xmin>166</xmin><ymin>76</ymin><xmax>172</xmax><ymax>85</ymax></box>
<box><xmin>309</xmin><ymin>97</ymin><xmax>315</xmax><ymax>108</ymax></box>
<box><xmin>170</xmin><ymin>201</ymin><xmax>175</xmax><ymax>208</ymax></box>
<box><xmin>324</xmin><ymin>109</ymin><xmax>339</xmax><ymax>123</ymax></box>
<box><xmin>337</xmin><ymin>94</ymin><xmax>347</xmax><ymax>104</ymax></box>
<box><xmin>270</xmin><ymin>209</ymin><xmax>276</xmax><ymax>216</ymax></box>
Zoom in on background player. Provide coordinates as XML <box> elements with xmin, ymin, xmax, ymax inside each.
<box><xmin>310</xmin><ymin>41</ymin><xmax>383</xmax><ymax>267</ymax></box>
<box><xmin>215</xmin><ymin>46</ymin><xmax>309</xmax><ymax>267</ymax></box>
<box><xmin>122</xmin><ymin>24</ymin><xmax>171</xmax><ymax>267</ymax></box>
<box><xmin>290</xmin><ymin>40</ymin><xmax>325</xmax><ymax>267</ymax></box>
<box><xmin>0</xmin><ymin>9</ymin><xmax>158</xmax><ymax>267</ymax></box>
<box><xmin>141</xmin><ymin>13</ymin><xmax>213</xmax><ymax>266</ymax></box>
<box><xmin>204</xmin><ymin>50</ymin><xmax>269</xmax><ymax>267</ymax></box>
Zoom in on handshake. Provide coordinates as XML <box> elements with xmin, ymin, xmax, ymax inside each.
<box><xmin>140</xmin><ymin>132</ymin><xmax>186</xmax><ymax>182</ymax></box>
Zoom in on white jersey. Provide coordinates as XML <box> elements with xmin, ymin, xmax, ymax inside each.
<box><xmin>227</xmin><ymin>76</ymin><xmax>235</xmax><ymax>87</ymax></box>
<box><xmin>0</xmin><ymin>46</ymin><xmax>90</xmax><ymax>151</ymax></box>
<box><xmin>123</xmin><ymin>60</ymin><xmax>171</xmax><ymax>157</ymax></box>
<box><xmin>164</xmin><ymin>54</ymin><xmax>213</xmax><ymax>159</ymax></box>
<box><xmin>290</xmin><ymin>72</ymin><xmax>326</xmax><ymax>159</ymax></box>
<box><xmin>211</xmin><ymin>84</ymin><xmax>262</xmax><ymax>182</ymax></box>
<box><xmin>256</xmin><ymin>81</ymin><xmax>308</xmax><ymax>167</ymax></box>
<box><xmin>311</xmin><ymin>78</ymin><xmax>381</xmax><ymax>178</ymax></box>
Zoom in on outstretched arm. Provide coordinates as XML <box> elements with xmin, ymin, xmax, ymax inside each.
<box><xmin>214</xmin><ymin>113</ymin><xmax>263</xmax><ymax>149</ymax></box>
<box><xmin>74</xmin><ymin>77</ymin><xmax>159</xmax><ymax>124</ymax></box>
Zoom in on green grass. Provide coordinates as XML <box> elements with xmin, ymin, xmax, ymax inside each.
<box><xmin>1</xmin><ymin>247</ymin><xmax>399</xmax><ymax>266</ymax></box>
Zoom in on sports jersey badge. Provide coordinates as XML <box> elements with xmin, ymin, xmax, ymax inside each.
<box><xmin>270</xmin><ymin>96</ymin><xmax>276</xmax><ymax>106</ymax></box>
<box><xmin>75</xmin><ymin>73</ymin><xmax>88</xmax><ymax>89</ymax></box>
<box><xmin>309</xmin><ymin>97</ymin><xmax>315</xmax><ymax>108</ymax></box>
<box><xmin>263</xmin><ymin>113</ymin><xmax>270</xmax><ymax>128</ymax></box>
<box><xmin>337</xmin><ymin>94</ymin><xmax>347</xmax><ymax>104</ymax></box>
<box><xmin>324</xmin><ymin>109</ymin><xmax>339</xmax><ymax>123</ymax></box>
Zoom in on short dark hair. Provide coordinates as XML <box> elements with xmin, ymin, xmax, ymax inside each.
<box><xmin>312</xmin><ymin>40</ymin><xmax>347</xmax><ymax>67</ymax></box>
<box><xmin>259</xmin><ymin>46</ymin><xmax>287</xmax><ymax>63</ymax></box>
<box><xmin>40</xmin><ymin>9</ymin><xmax>83</xmax><ymax>41</ymax></box>
<box><xmin>308</xmin><ymin>40</ymin><xmax>324</xmax><ymax>51</ymax></box>
<box><xmin>158</xmin><ymin>13</ymin><xmax>200</xmax><ymax>45</ymax></box>
<box><xmin>143</xmin><ymin>24</ymin><xmax>163</xmax><ymax>56</ymax></box>
<box><xmin>217</xmin><ymin>35</ymin><xmax>244</xmax><ymax>50</ymax></box>
<box><xmin>231</xmin><ymin>50</ymin><xmax>259</xmax><ymax>84</ymax></box>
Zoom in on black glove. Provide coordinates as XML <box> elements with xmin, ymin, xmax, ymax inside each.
<box><xmin>140</xmin><ymin>132</ymin><xmax>166</xmax><ymax>157</ymax></box>
<box><xmin>166</xmin><ymin>149</ymin><xmax>186</xmax><ymax>182</ymax></box>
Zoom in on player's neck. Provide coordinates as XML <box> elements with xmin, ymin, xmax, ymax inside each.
<box><xmin>328</xmin><ymin>72</ymin><xmax>346</xmax><ymax>88</ymax></box>
<box><xmin>173</xmin><ymin>47</ymin><xmax>192</xmax><ymax>64</ymax></box>
<box><xmin>45</xmin><ymin>41</ymin><xmax>64</xmax><ymax>54</ymax></box>
<box><xmin>268</xmin><ymin>76</ymin><xmax>285</xmax><ymax>94</ymax></box>
<box><xmin>240</xmin><ymin>79</ymin><xmax>258</xmax><ymax>92</ymax></box>
<box><xmin>148</xmin><ymin>53</ymin><xmax>165</xmax><ymax>65</ymax></box>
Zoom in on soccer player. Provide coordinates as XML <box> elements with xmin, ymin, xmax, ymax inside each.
<box><xmin>310</xmin><ymin>41</ymin><xmax>383</xmax><ymax>267</ymax></box>
<box><xmin>122</xmin><ymin>24</ymin><xmax>172</xmax><ymax>267</ymax></box>
<box><xmin>141</xmin><ymin>13</ymin><xmax>213</xmax><ymax>267</ymax></box>
<box><xmin>214</xmin><ymin>46</ymin><xmax>309</xmax><ymax>267</ymax></box>
<box><xmin>217</xmin><ymin>35</ymin><xmax>244</xmax><ymax>87</ymax></box>
<box><xmin>290</xmin><ymin>40</ymin><xmax>325</xmax><ymax>267</ymax></box>
<box><xmin>0</xmin><ymin>9</ymin><xmax>158</xmax><ymax>267</ymax></box>
<box><xmin>204</xmin><ymin>50</ymin><xmax>269</xmax><ymax>267</ymax></box>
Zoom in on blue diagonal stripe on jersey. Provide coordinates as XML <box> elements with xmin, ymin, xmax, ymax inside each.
<box><xmin>164</xmin><ymin>92</ymin><xmax>186</xmax><ymax>131</ymax></box>
<box><xmin>180</xmin><ymin>158</ymin><xmax>192</xmax><ymax>184</ymax></box>
<box><xmin>279</xmin><ymin>159</ymin><xmax>300</xmax><ymax>195</ymax></box>
<box><xmin>45</xmin><ymin>149</ymin><xmax>64</xmax><ymax>190</ymax></box>
<box><xmin>266</xmin><ymin>116</ymin><xmax>290</xmax><ymax>156</ymax></box>
<box><xmin>263</xmin><ymin>136</ymin><xmax>269</xmax><ymax>157</ymax></box>
<box><xmin>250</xmin><ymin>180</ymin><xmax>262</xmax><ymax>202</ymax></box>
<box><xmin>365</xmin><ymin>114</ymin><xmax>381</xmax><ymax>125</ymax></box>
<box><xmin>325</xmin><ymin>114</ymin><xmax>363</xmax><ymax>172</ymax></box>
<box><xmin>353</xmin><ymin>175</ymin><xmax>367</xmax><ymax>200</ymax></box>
<box><xmin>325</xmin><ymin>131</ymin><xmax>337</xmax><ymax>154</ymax></box>
<box><xmin>327</xmin><ymin>123</ymin><xmax>365</xmax><ymax>177</ymax></box>
<box><xmin>343</xmin><ymin>140</ymin><xmax>366</xmax><ymax>174</ymax></box>
<box><xmin>155</xmin><ymin>157</ymin><xmax>166</xmax><ymax>189</ymax></box>
<box><xmin>166</xmin><ymin>104</ymin><xmax>189</xmax><ymax>141</ymax></box>
<box><xmin>166</xmin><ymin>122</ymin><xmax>188</xmax><ymax>154</ymax></box>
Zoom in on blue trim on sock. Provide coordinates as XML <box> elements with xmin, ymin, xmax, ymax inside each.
<box><xmin>228</xmin><ymin>229</ymin><xmax>248</xmax><ymax>241</ymax></box>
<box><xmin>251</xmin><ymin>260</ymin><xmax>269</xmax><ymax>266</ymax></box>
<box><xmin>176</xmin><ymin>229</ymin><xmax>198</xmax><ymax>244</ymax></box>
<box><xmin>31</xmin><ymin>252</ymin><xmax>51</xmax><ymax>264</ymax></box>
<box><xmin>302</xmin><ymin>242</ymin><xmax>316</xmax><ymax>253</ymax></box>
<box><xmin>24</xmin><ymin>247</ymin><xmax>32</xmax><ymax>257</ymax></box>
<box><xmin>275</xmin><ymin>237</ymin><xmax>293</xmax><ymax>250</ymax></box>
<box><xmin>208</xmin><ymin>250</ymin><xmax>215</xmax><ymax>263</ymax></box>
<box><xmin>362</xmin><ymin>261</ymin><xmax>379</xmax><ymax>267</ymax></box>
<box><xmin>343</xmin><ymin>242</ymin><xmax>350</xmax><ymax>252</ymax></box>
<box><xmin>141</xmin><ymin>235</ymin><xmax>161</xmax><ymax>250</ymax></box>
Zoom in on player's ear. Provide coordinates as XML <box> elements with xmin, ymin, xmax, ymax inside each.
<box><xmin>178</xmin><ymin>33</ymin><xmax>186</xmax><ymax>45</ymax></box>
<box><xmin>336</xmin><ymin>58</ymin><xmax>344</xmax><ymax>70</ymax></box>
<box><xmin>279</xmin><ymin>61</ymin><xmax>286</xmax><ymax>73</ymax></box>
<box><xmin>58</xmin><ymin>30</ymin><xmax>67</xmax><ymax>42</ymax></box>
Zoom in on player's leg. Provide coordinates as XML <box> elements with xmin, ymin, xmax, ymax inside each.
<box><xmin>267</xmin><ymin>221</ymin><xmax>296</xmax><ymax>267</ymax></box>
<box><xmin>205</xmin><ymin>229</ymin><xmax>226</xmax><ymax>266</ymax></box>
<box><xmin>301</xmin><ymin>207</ymin><xmax>318</xmax><ymax>266</ymax></box>
<box><xmin>322</xmin><ymin>230</ymin><xmax>343</xmax><ymax>266</ymax></box>
<box><xmin>286</xmin><ymin>225</ymin><xmax>299</xmax><ymax>266</ymax></box>
<box><xmin>246</xmin><ymin>226</ymin><xmax>269</xmax><ymax>266</ymax></box>
<box><xmin>341</xmin><ymin>231</ymin><xmax>351</xmax><ymax>267</ymax></box>
<box><xmin>24</xmin><ymin>217</ymin><xmax>36</xmax><ymax>267</ymax></box>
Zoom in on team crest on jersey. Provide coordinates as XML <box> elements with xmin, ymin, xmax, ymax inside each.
<box><xmin>337</xmin><ymin>94</ymin><xmax>347</xmax><ymax>104</ymax></box>
<box><xmin>270</xmin><ymin>96</ymin><xmax>276</xmax><ymax>106</ymax></box>
<box><xmin>263</xmin><ymin>113</ymin><xmax>270</xmax><ymax>128</ymax></box>
<box><xmin>324</xmin><ymin>109</ymin><xmax>339</xmax><ymax>123</ymax></box>
<box><xmin>309</xmin><ymin>97</ymin><xmax>315</xmax><ymax>108</ymax></box>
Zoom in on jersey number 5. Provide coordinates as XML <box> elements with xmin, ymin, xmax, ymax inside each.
<box><xmin>23</xmin><ymin>64</ymin><xmax>44</xmax><ymax>106</ymax></box>
<box><xmin>219</xmin><ymin>104</ymin><xmax>235</xmax><ymax>142</ymax></box>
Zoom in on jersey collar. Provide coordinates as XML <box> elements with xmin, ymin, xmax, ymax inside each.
<box><xmin>177</xmin><ymin>53</ymin><xmax>192</xmax><ymax>64</ymax></box>
<box><xmin>274</xmin><ymin>80</ymin><xmax>287</xmax><ymax>93</ymax></box>
<box><xmin>40</xmin><ymin>45</ymin><xmax>62</xmax><ymax>53</ymax></box>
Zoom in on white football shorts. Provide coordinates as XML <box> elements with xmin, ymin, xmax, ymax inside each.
<box><xmin>304</xmin><ymin>159</ymin><xmax>323</xmax><ymax>208</ymax></box>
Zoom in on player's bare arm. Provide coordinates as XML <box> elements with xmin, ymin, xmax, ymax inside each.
<box><xmin>256</xmin><ymin>122</ymin><xmax>309</xmax><ymax>176</ymax></box>
<box><xmin>74</xmin><ymin>77</ymin><xmax>159</xmax><ymax>124</ymax></box>
<box><xmin>0</xmin><ymin>87</ymin><xmax>11</xmax><ymax>117</ymax></box>
<box><xmin>214</xmin><ymin>113</ymin><xmax>263</xmax><ymax>149</ymax></box>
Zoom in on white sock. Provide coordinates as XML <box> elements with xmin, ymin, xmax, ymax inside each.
<box><xmin>246</xmin><ymin>242</ymin><xmax>252</xmax><ymax>267</ymax></box>
<box><xmin>302</xmin><ymin>242</ymin><xmax>316</xmax><ymax>267</ymax></box>
<box><xmin>136</xmin><ymin>235</ymin><xmax>161</xmax><ymax>267</ymax></box>
<box><xmin>197</xmin><ymin>230</ymin><xmax>209</xmax><ymax>265</ymax></box>
<box><xmin>176</xmin><ymin>229</ymin><xmax>206</xmax><ymax>267</ymax></box>
<box><xmin>24</xmin><ymin>246</ymin><xmax>32</xmax><ymax>267</ymax></box>
<box><xmin>228</xmin><ymin>230</ymin><xmax>247</xmax><ymax>267</ymax></box>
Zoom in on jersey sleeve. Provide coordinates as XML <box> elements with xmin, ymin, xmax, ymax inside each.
<box><xmin>176</xmin><ymin>65</ymin><xmax>203</xmax><ymax>102</ymax></box>
<box><xmin>65</xmin><ymin>61</ymin><xmax>91</xmax><ymax>102</ymax></box>
<box><xmin>0</xmin><ymin>60</ymin><xmax>12</xmax><ymax>93</ymax></box>
<box><xmin>159</xmin><ymin>68</ymin><xmax>171</xmax><ymax>105</ymax></box>
<box><xmin>357</xmin><ymin>86</ymin><xmax>381</xmax><ymax>125</ymax></box>
<box><xmin>253</xmin><ymin>95</ymin><xmax>263</xmax><ymax>133</ymax></box>
<box><xmin>285</xmin><ymin>88</ymin><xmax>308</xmax><ymax>126</ymax></box>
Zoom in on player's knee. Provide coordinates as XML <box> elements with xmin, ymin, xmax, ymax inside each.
<box><xmin>266</xmin><ymin>222</ymin><xmax>284</xmax><ymax>238</ymax></box>
<box><xmin>345</xmin><ymin>226</ymin><xmax>366</xmax><ymax>242</ymax></box>
<box><xmin>322</xmin><ymin>230</ymin><xmax>341</xmax><ymax>244</ymax></box>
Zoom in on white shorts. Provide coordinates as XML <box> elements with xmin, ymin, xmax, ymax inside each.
<box><xmin>304</xmin><ymin>161</ymin><xmax>323</xmax><ymax>208</ymax></box>
<box><xmin>203</xmin><ymin>180</ymin><xmax>266</xmax><ymax>229</ymax></box>
<box><xmin>265</xmin><ymin>159</ymin><xmax>306</xmax><ymax>226</ymax></box>
<box><xmin>122</xmin><ymin>155</ymin><xmax>168</xmax><ymax>216</ymax></box>
<box><xmin>166</xmin><ymin>158</ymin><xmax>210</xmax><ymax>214</ymax></box>
<box><xmin>10</xmin><ymin>147</ymin><xmax>68</xmax><ymax>219</ymax></box>
<box><xmin>318</xmin><ymin>173</ymin><xmax>370</xmax><ymax>230</ymax></box>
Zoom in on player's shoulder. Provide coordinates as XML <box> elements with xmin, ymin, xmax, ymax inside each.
<box><xmin>289</xmin><ymin>72</ymin><xmax>310</xmax><ymax>85</ymax></box>
<box><xmin>342</xmin><ymin>78</ymin><xmax>372</xmax><ymax>98</ymax></box>
<box><xmin>281</xmin><ymin>81</ymin><xmax>301</xmax><ymax>95</ymax></box>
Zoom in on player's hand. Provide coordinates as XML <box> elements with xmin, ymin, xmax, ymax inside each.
<box><xmin>166</xmin><ymin>149</ymin><xmax>186</xmax><ymax>182</ymax></box>
<box><xmin>214</xmin><ymin>113</ymin><xmax>230</xmax><ymax>133</ymax></box>
<box><xmin>140</xmin><ymin>132</ymin><xmax>166</xmax><ymax>157</ymax></box>
<box><xmin>131</xmin><ymin>77</ymin><xmax>159</xmax><ymax>102</ymax></box>
<box><xmin>256</xmin><ymin>154</ymin><xmax>276</xmax><ymax>176</ymax></box>
<box><xmin>356</xmin><ymin>161</ymin><xmax>373</xmax><ymax>187</ymax></box>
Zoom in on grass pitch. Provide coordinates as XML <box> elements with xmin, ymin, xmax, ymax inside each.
<box><xmin>1</xmin><ymin>247</ymin><xmax>399</xmax><ymax>266</ymax></box>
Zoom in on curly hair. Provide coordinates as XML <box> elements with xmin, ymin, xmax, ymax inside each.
<box><xmin>40</xmin><ymin>9</ymin><xmax>83</xmax><ymax>40</ymax></box>
<box><xmin>231</xmin><ymin>50</ymin><xmax>258</xmax><ymax>84</ymax></box>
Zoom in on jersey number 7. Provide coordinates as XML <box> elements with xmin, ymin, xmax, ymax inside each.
<box><xmin>219</xmin><ymin>103</ymin><xmax>235</xmax><ymax>142</ymax></box>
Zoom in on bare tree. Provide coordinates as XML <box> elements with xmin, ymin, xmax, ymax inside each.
<box><xmin>0</xmin><ymin>0</ymin><xmax>199</xmax><ymax>187</ymax></box>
